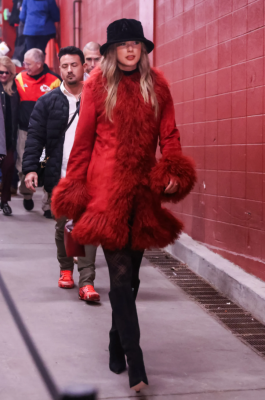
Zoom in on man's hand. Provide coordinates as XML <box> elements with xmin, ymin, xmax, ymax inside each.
<box><xmin>164</xmin><ymin>178</ymin><xmax>179</xmax><ymax>194</ymax></box>
<box><xmin>25</xmin><ymin>172</ymin><xmax>38</xmax><ymax>192</ymax></box>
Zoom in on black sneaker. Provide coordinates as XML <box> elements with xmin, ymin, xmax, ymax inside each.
<box><xmin>43</xmin><ymin>210</ymin><xmax>53</xmax><ymax>219</ymax></box>
<box><xmin>23</xmin><ymin>199</ymin><xmax>34</xmax><ymax>211</ymax></box>
<box><xmin>1</xmin><ymin>202</ymin><xmax>12</xmax><ymax>216</ymax></box>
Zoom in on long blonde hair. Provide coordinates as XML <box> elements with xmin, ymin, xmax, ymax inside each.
<box><xmin>101</xmin><ymin>43</ymin><xmax>158</xmax><ymax>121</ymax></box>
<box><xmin>0</xmin><ymin>56</ymin><xmax>16</xmax><ymax>96</ymax></box>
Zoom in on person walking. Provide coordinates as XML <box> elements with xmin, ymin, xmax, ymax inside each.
<box><xmin>19</xmin><ymin>0</ymin><xmax>60</xmax><ymax>54</ymax></box>
<box><xmin>0</xmin><ymin>56</ymin><xmax>20</xmax><ymax>216</ymax></box>
<box><xmin>51</xmin><ymin>19</ymin><xmax>196</xmax><ymax>391</ymax></box>
<box><xmin>23</xmin><ymin>46</ymin><xmax>99</xmax><ymax>302</ymax></box>
<box><xmin>15</xmin><ymin>48</ymin><xmax>61</xmax><ymax>215</ymax></box>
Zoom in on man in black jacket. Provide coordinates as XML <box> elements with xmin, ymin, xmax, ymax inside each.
<box><xmin>22</xmin><ymin>46</ymin><xmax>99</xmax><ymax>302</ymax></box>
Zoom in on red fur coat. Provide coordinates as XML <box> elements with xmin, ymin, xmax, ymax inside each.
<box><xmin>51</xmin><ymin>68</ymin><xmax>196</xmax><ymax>250</ymax></box>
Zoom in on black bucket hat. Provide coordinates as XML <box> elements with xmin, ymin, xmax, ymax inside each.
<box><xmin>100</xmin><ymin>18</ymin><xmax>154</xmax><ymax>55</ymax></box>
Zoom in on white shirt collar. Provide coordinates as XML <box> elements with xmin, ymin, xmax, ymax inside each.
<box><xmin>60</xmin><ymin>81</ymin><xmax>82</xmax><ymax>100</ymax></box>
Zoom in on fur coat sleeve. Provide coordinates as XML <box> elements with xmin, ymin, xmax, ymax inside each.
<box><xmin>51</xmin><ymin>82</ymin><xmax>96</xmax><ymax>220</ymax></box>
<box><xmin>150</xmin><ymin>82</ymin><xmax>196</xmax><ymax>203</ymax></box>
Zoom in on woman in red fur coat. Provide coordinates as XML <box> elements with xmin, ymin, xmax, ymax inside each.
<box><xmin>52</xmin><ymin>19</ymin><xmax>196</xmax><ymax>392</ymax></box>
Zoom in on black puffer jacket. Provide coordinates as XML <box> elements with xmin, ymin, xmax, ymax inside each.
<box><xmin>22</xmin><ymin>87</ymin><xmax>69</xmax><ymax>193</ymax></box>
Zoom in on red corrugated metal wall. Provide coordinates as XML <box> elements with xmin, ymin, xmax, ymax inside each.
<box><xmin>56</xmin><ymin>0</ymin><xmax>265</xmax><ymax>281</ymax></box>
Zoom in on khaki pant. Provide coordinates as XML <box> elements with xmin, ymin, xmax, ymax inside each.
<box><xmin>41</xmin><ymin>188</ymin><xmax>51</xmax><ymax>212</ymax></box>
<box><xmin>55</xmin><ymin>217</ymin><xmax>97</xmax><ymax>287</ymax></box>
<box><xmin>16</xmin><ymin>129</ymin><xmax>27</xmax><ymax>174</ymax></box>
<box><xmin>16</xmin><ymin>129</ymin><xmax>50</xmax><ymax>211</ymax></box>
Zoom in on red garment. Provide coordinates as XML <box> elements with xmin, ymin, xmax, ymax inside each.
<box><xmin>15</xmin><ymin>66</ymin><xmax>61</xmax><ymax>131</ymax></box>
<box><xmin>15</xmin><ymin>68</ymin><xmax>61</xmax><ymax>103</ymax></box>
<box><xmin>52</xmin><ymin>68</ymin><xmax>196</xmax><ymax>250</ymax></box>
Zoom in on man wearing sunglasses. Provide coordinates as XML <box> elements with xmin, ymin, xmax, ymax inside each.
<box><xmin>15</xmin><ymin>48</ymin><xmax>61</xmax><ymax>215</ymax></box>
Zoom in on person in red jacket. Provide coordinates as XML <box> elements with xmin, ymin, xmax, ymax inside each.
<box><xmin>15</xmin><ymin>48</ymin><xmax>61</xmax><ymax>214</ymax></box>
<box><xmin>52</xmin><ymin>19</ymin><xmax>196</xmax><ymax>392</ymax></box>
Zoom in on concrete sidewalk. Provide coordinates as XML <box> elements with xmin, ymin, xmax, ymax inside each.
<box><xmin>1</xmin><ymin>190</ymin><xmax>265</xmax><ymax>400</ymax></box>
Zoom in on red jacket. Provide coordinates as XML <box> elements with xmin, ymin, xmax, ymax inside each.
<box><xmin>15</xmin><ymin>64</ymin><xmax>61</xmax><ymax>130</ymax></box>
<box><xmin>52</xmin><ymin>68</ymin><xmax>196</xmax><ymax>251</ymax></box>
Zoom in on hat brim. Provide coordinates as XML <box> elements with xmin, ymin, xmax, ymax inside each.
<box><xmin>100</xmin><ymin>37</ymin><xmax>154</xmax><ymax>55</ymax></box>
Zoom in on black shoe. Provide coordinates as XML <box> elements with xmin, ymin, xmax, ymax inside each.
<box><xmin>43</xmin><ymin>210</ymin><xmax>53</xmax><ymax>219</ymax></box>
<box><xmin>23</xmin><ymin>199</ymin><xmax>34</xmax><ymax>211</ymax></box>
<box><xmin>109</xmin><ymin>285</ymin><xmax>148</xmax><ymax>389</ymax></box>
<box><xmin>1</xmin><ymin>202</ymin><xmax>12</xmax><ymax>216</ymax></box>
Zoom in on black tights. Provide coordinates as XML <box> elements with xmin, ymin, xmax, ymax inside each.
<box><xmin>103</xmin><ymin>246</ymin><xmax>148</xmax><ymax>386</ymax></box>
<box><xmin>103</xmin><ymin>247</ymin><xmax>144</xmax><ymax>291</ymax></box>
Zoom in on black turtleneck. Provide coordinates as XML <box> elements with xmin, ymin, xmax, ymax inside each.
<box><xmin>121</xmin><ymin>68</ymin><xmax>138</xmax><ymax>76</ymax></box>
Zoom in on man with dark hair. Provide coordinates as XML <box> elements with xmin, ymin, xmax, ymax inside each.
<box><xmin>58</xmin><ymin>46</ymin><xmax>85</xmax><ymax>64</ymax></box>
<box><xmin>22</xmin><ymin>46</ymin><xmax>99</xmax><ymax>302</ymax></box>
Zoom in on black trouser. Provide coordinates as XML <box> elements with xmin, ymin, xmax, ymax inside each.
<box><xmin>25</xmin><ymin>34</ymin><xmax>55</xmax><ymax>54</ymax></box>
<box><xmin>103</xmin><ymin>247</ymin><xmax>148</xmax><ymax>387</ymax></box>
<box><xmin>0</xmin><ymin>149</ymin><xmax>15</xmax><ymax>203</ymax></box>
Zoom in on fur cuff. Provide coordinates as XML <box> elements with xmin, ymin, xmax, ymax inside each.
<box><xmin>150</xmin><ymin>154</ymin><xmax>196</xmax><ymax>203</ymax></box>
<box><xmin>51</xmin><ymin>178</ymin><xmax>89</xmax><ymax>220</ymax></box>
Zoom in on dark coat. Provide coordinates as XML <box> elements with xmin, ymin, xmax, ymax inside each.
<box><xmin>22</xmin><ymin>87</ymin><xmax>69</xmax><ymax>192</ymax></box>
<box><xmin>0</xmin><ymin>82</ymin><xmax>20</xmax><ymax>152</ymax></box>
<box><xmin>0</xmin><ymin>99</ymin><xmax>6</xmax><ymax>156</ymax></box>
<box><xmin>9</xmin><ymin>0</ymin><xmax>23</xmax><ymax>26</ymax></box>
<box><xmin>19</xmin><ymin>0</ymin><xmax>60</xmax><ymax>36</ymax></box>
<box><xmin>52</xmin><ymin>68</ymin><xmax>197</xmax><ymax>251</ymax></box>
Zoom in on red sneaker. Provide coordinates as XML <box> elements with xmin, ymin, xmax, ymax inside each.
<box><xmin>58</xmin><ymin>270</ymin><xmax>74</xmax><ymax>289</ymax></box>
<box><xmin>79</xmin><ymin>285</ymin><xmax>100</xmax><ymax>302</ymax></box>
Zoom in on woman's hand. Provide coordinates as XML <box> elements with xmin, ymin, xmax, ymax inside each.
<box><xmin>0</xmin><ymin>154</ymin><xmax>5</xmax><ymax>168</ymax></box>
<box><xmin>164</xmin><ymin>178</ymin><xmax>179</xmax><ymax>194</ymax></box>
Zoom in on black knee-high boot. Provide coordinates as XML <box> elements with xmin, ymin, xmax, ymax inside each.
<box><xmin>109</xmin><ymin>313</ymin><xmax>126</xmax><ymax>374</ymax></box>
<box><xmin>109</xmin><ymin>279</ymin><xmax>140</xmax><ymax>374</ymax></box>
<box><xmin>109</xmin><ymin>284</ymin><xmax>148</xmax><ymax>388</ymax></box>
<box><xmin>132</xmin><ymin>278</ymin><xmax>140</xmax><ymax>298</ymax></box>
